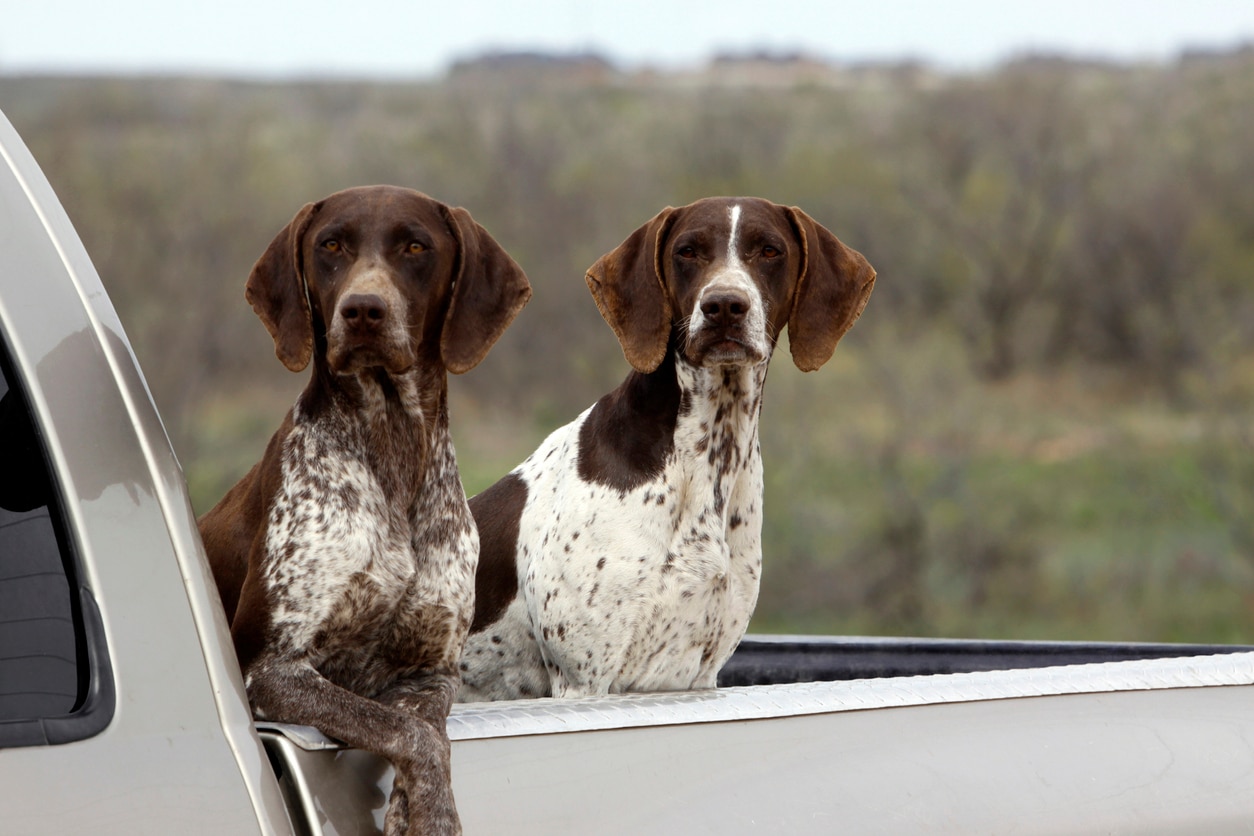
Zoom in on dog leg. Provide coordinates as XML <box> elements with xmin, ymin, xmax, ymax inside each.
<box><xmin>246</xmin><ymin>661</ymin><xmax>460</xmax><ymax>835</ymax></box>
<box><xmin>378</xmin><ymin>671</ymin><xmax>461</xmax><ymax>835</ymax></box>
<box><xmin>383</xmin><ymin>780</ymin><xmax>411</xmax><ymax>835</ymax></box>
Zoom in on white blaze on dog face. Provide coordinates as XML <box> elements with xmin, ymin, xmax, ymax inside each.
<box><xmin>679</xmin><ymin>202</ymin><xmax>772</xmax><ymax>366</ymax></box>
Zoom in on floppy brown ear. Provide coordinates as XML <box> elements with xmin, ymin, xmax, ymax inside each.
<box><xmin>785</xmin><ymin>207</ymin><xmax>876</xmax><ymax>372</ymax></box>
<box><xmin>440</xmin><ymin>206</ymin><xmax>532</xmax><ymax>375</ymax></box>
<box><xmin>584</xmin><ymin>207</ymin><xmax>676</xmax><ymax>373</ymax></box>
<box><xmin>244</xmin><ymin>202</ymin><xmax>320</xmax><ymax>373</ymax></box>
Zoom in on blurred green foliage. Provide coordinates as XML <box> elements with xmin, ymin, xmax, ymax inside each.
<box><xmin>3</xmin><ymin>50</ymin><xmax>1253</xmax><ymax>642</ymax></box>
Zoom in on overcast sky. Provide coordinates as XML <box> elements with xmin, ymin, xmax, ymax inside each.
<box><xmin>4</xmin><ymin>0</ymin><xmax>1254</xmax><ymax>79</ymax></box>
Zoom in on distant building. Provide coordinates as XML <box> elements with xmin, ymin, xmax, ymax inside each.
<box><xmin>702</xmin><ymin>50</ymin><xmax>836</xmax><ymax>87</ymax></box>
<box><xmin>1178</xmin><ymin>41</ymin><xmax>1254</xmax><ymax>67</ymax></box>
<box><xmin>447</xmin><ymin>50</ymin><xmax>618</xmax><ymax>85</ymax></box>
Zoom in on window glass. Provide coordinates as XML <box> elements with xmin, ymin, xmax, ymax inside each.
<box><xmin>0</xmin><ymin>351</ymin><xmax>84</xmax><ymax>723</ymax></box>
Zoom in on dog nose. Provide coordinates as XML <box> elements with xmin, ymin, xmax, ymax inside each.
<box><xmin>339</xmin><ymin>293</ymin><xmax>388</xmax><ymax>331</ymax></box>
<box><xmin>700</xmin><ymin>288</ymin><xmax>751</xmax><ymax>326</ymax></box>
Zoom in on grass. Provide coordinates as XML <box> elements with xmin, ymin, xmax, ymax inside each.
<box><xmin>745</xmin><ymin>330</ymin><xmax>1254</xmax><ymax>644</ymax></box>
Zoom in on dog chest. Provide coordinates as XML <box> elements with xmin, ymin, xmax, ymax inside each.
<box><xmin>515</xmin><ymin>437</ymin><xmax>763</xmax><ymax>693</ymax></box>
<box><xmin>262</xmin><ymin>422</ymin><xmax>454</xmax><ymax>658</ymax></box>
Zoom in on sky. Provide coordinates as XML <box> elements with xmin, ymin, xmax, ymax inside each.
<box><xmin>4</xmin><ymin>0</ymin><xmax>1254</xmax><ymax>79</ymax></box>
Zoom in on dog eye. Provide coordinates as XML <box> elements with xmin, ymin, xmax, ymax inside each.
<box><xmin>322</xmin><ymin>239</ymin><xmax>341</xmax><ymax>253</ymax></box>
<box><xmin>677</xmin><ymin>246</ymin><xmax>697</xmax><ymax>260</ymax></box>
<box><xmin>761</xmin><ymin>245</ymin><xmax>781</xmax><ymax>259</ymax></box>
<box><xmin>408</xmin><ymin>242</ymin><xmax>426</xmax><ymax>254</ymax></box>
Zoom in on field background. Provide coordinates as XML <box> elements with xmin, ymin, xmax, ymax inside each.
<box><xmin>4</xmin><ymin>49</ymin><xmax>1253</xmax><ymax>642</ymax></box>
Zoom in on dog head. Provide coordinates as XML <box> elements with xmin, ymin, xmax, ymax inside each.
<box><xmin>585</xmin><ymin>197</ymin><xmax>874</xmax><ymax>373</ymax></box>
<box><xmin>245</xmin><ymin>185</ymin><xmax>531</xmax><ymax>377</ymax></box>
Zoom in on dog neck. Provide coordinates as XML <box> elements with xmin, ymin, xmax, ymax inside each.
<box><xmin>671</xmin><ymin>353</ymin><xmax>768</xmax><ymax>513</ymax></box>
<box><xmin>295</xmin><ymin>361</ymin><xmax>455</xmax><ymax>507</ymax></box>
<box><xmin>576</xmin><ymin>343</ymin><xmax>769</xmax><ymax>499</ymax></box>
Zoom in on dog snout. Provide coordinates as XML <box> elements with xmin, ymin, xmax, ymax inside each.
<box><xmin>699</xmin><ymin>288</ymin><xmax>751</xmax><ymax>327</ymax></box>
<box><xmin>339</xmin><ymin>293</ymin><xmax>389</xmax><ymax>332</ymax></box>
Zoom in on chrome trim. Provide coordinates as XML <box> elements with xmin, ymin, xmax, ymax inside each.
<box><xmin>259</xmin><ymin>651</ymin><xmax>1254</xmax><ymax>750</ymax></box>
<box><xmin>448</xmin><ymin>652</ymin><xmax>1254</xmax><ymax>740</ymax></box>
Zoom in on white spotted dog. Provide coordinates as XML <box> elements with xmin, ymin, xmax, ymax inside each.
<box><xmin>458</xmin><ymin>197</ymin><xmax>874</xmax><ymax>701</ymax></box>
<box><xmin>198</xmin><ymin>186</ymin><xmax>530</xmax><ymax>835</ymax></box>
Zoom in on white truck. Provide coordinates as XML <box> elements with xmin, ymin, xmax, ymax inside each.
<box><xmin>4</xmin><ymin>107</ymin><xmax>1254</xmax><ymax>834</ymax></box>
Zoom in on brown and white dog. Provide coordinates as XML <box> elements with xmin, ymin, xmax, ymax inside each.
<box><xmin>198</xmin><ymin>186</ymin><xmax>530</xmax><ymax>834</ymax></box>
<box><xmin>458</xmin><ymin>197</ymin><xmax>874</xmax><ymax>701</ymax></box>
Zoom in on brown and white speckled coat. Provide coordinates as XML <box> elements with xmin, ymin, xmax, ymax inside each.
<box><xmin>458</xmin><ymin>197</ymin><xmax>874</xmax><ymax>702</ymax></box>
<box><xmin>198</xmin><ymin>186</ymin><xmax>530</xmax><ymax>835</ymax></box>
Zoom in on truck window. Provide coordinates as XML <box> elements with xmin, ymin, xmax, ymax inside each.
<box><xmin>0</xmin><ymin>341</ymin><xmax>109</xmax><ymax>746</ymax></box>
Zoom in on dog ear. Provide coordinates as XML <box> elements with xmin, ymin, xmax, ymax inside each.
<box><xmin>245</xmin><ymin>202</ymin><xmax>320</xmax><ymax>373</ymax></box>
<box><xmin>440</xmin><ymin>206</ymin><xmax>532</xmax><ymax>375</ymax></box>
<box><xmin>584</xmin><ymin>207</ymin><xmax>676</xmax><ymax>373</ymax></box>
<box><xmin>784</xmin><ymin>207</ymin><xmax>876</xmax><ymax>372</ymax></box>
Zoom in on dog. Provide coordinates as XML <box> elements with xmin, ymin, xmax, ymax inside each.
<box><xmin>198</xmin><ymin>185</ymin><xmax>530</xmax><ymax>834</ymax></box>
<box><xmin>457</xmin><ymin>196</ymin><xmax>874</xmax><ymax>701</ymax></box>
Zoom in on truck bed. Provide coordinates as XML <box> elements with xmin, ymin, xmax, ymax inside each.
<box><xmin>717</xmin><ymin>632</ymin><xmax>1254</xmax><ymax>685</ymax></box>
<box><xmin>260</xmin><ymin>635</ymin><xmax>1254</xmax><ymax>834</ymax></box>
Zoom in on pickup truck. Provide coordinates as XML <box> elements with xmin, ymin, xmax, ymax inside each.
<box><xmin>3</xmin><ymin>106</ymin><xmax>1254</xmax><ymax>834</ymax></box>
